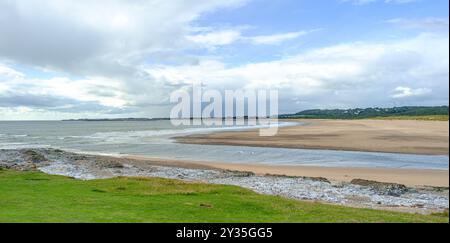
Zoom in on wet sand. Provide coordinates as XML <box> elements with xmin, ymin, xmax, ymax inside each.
<box><xmin>176</xmin><ymin>119</ymin><xmax>449</xmax><ymax>155</ymax></box>
<box><xmin>125</xmin><ymin>155</ymin><xmax>449</xmax><ymax>187</ymax></box>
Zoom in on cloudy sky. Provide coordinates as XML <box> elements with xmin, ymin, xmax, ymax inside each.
<box><xmin>0</xmin><ymin>0</ymin><xmax>448</xmax><ymax>120</ymax></box>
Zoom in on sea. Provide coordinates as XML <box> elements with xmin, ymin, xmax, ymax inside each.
<box><xmin>0</xmin><ymin>120</ymin><xmax>448</xmax><ymax>170</ymax></box>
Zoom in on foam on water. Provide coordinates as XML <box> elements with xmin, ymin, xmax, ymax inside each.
<box><xmin>55</xmin><ymin>121</ymin><xmax>299</xmax><ymax>145</ymax></box>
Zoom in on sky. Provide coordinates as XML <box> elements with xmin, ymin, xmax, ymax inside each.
<box><xmin>0</xmin><ymin>0</ymin><xmax>448</xmax><ymax>120</ymax></box>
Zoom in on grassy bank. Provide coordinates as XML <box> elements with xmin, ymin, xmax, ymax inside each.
<box><xmin>0</xmin><ymin>169</ymin><xmax>448</xmax><ymax>223</ymax></box>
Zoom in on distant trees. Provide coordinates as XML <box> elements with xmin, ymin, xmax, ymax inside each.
<box><xmin>279</xmin><ymin>106</ymin><xmax>449</xmax><ymax>119</ymax></box>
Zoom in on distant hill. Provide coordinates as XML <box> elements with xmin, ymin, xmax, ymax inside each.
<box><xmin>279</xmin><ymin>106</ymin><xmax>449</xmax><ymax>119</ymax></box>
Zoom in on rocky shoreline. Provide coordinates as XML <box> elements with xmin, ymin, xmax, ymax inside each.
<box><xmin>1</xmin><ymin>148</ymin><xmax>448</xmax><ymax>214</ymax></box>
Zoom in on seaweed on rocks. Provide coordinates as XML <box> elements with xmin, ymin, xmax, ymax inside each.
<box><xmin>351</xmin><ymin>179</ymin><xmax>408</xmax><ymax>197</ymax></box>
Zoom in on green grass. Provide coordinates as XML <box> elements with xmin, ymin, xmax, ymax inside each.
<box><xmin>0</xmin><ymin>169</ymin><xmax>448</xmax><ymax>223</ymax></box>
<box><xmin>371</xmin><ymin>115</ymin><xmax>449</xmax><ymax>121</ymax></box>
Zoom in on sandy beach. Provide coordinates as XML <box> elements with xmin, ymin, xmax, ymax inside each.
<box><xmin>177</xmin><ymin>119</ymin><xmax>450</xmax><ymax>155</ymax></box>
<box><xmin>171</xmin><ymin>119</ymin><xmax>450</xmax><ymax>187</ymax></box>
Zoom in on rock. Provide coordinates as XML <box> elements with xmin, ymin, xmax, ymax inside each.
<box><xmin>265</xmin><ymin>173</ymin><xmax>298</xmax><ymax>178</ymax></box>
<box><xmin>70</xmin><ymin>155</ymin><xmax>88</xmax><ymax>161</ymax></box>
<box><xmin>351</xmin><ymin>179</ymin><xmax>408</xmax><ymax>197</ymax></box>
<box><xmin>23</xmin><ymin>150</ymin><xmax>47</xmax><ymax>163</ymax></box>
<box><xmin>431</xmin><ymin>186</ymin><xmax>449</xmax><ymax>193</ymax></box>
<box><xmin>264</xmin><ymin>174</ymin><xmax>331</xmax><ymax>184</ymax></box>
<box><xmin>304</xmin><ymin>176</ymin><xmax>331</xmax><ymax>184</ymax></box>
<box><xmin>94</xmin><ymin>159</ymin><xmax>124</xmax><ymax>169</ymax></box>
<box><xmin>225</xmin><ymin>170</ymin><xmax>255</xmax><ymax>177</ymax></box>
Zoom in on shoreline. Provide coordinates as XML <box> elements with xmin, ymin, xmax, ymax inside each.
<box><xmin>176</xmin><ymin>119</ymin><xmax>450</xmax><ymax>156</ymax></box>
<box><xmin>124</xmin><ymin>155</ymin><xmax>449</xmax><ymax>188</ymax></box>
<box><xmin>176</xmin><ymin>140</ymin><xmax>450</xmax><ymax>156</ymax></box>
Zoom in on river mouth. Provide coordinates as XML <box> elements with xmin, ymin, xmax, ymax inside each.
<box><xmin>109</xmin><ymin>144</ymin><xmax>449</xmax><ymax>170</ymax></box>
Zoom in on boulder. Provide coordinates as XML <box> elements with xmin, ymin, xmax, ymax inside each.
<box><xmin>351</xmin><ymin>179</ymin><xmax>408</xmax><ymax>197</ymax></box>
<box><xmin>23</xmin><ymin>150</ymin><xmax>47</xmax><ymax>163</ymax></box>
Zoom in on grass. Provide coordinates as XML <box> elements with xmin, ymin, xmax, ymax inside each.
<box><xmin>371</xmin><ymin>115</ymin><xmax>449</xmax><ymax>121</ymax></box>
<box><xmin>0</xmin><ymin>169</ymin><xmax>448</xmax><ymax>223</ymax></box>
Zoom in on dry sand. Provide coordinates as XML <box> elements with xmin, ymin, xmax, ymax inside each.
<box><xmin>176</xmin><ymin>119</ymin><xmax>450</xmax><ymax>155</ymax></box>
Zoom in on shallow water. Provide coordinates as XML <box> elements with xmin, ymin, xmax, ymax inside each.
<box><xmin>0</xmin><ymin>120</ymin><xmax>448</xmax><ymax>170</ymax></box>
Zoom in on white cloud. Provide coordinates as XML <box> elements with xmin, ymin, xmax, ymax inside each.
<box><xmin>392</xmin><ymin>86</ymin><xmax>432</xmax><ymax>98</ymax></box>
<box><xmin>186</xmin><ymin>30</ymin><xmax>242</xmax><ymax>46</ymax></box>
<box><xmin>0</xmin><ymin>63</ymin><xmax>129</xmax><ymax>110</ymax></box>
<box><xmin>247</xmin><ymin>31</ymin><xmax>314</xmax><ymax>45</ymax></box>
<box><xmin>0</xmin><ymin>0</ymin><xmax>448</xmax><ymax>119</ymax></box>
<box><xmin>1</xmin><ymin>32</ymin><xmax>448</xmax><ymax>118</ymax></box>
<box><xmin>0</xmin><ymin>0</ymin><xmax>251</xmax><ymax>118</ymax></box>
<box><xmin>147</xmin><ymin>33</ymin><xmax>449</xmax><ymax>109</ymax></box>
<box><xmin>0</xmin><ymin>64</ymin><xmax>24</xmax><ymax>81</ymax></box>
<box><xmin>186</xmin><ymin>29</ymin><xmax>314</xmax><ymax>48</ymax></box>
<box><xmin>386</xmin><ymin>17</ymin><xmax>449</xmax><ymax>30</ymax></box>
<box><xmin>0</xmin><ymin>0</ymin><xmax>248</xmax><ymax>74</ymax></box>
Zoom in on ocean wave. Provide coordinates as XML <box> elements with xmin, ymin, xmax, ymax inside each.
<box><xmin>0</xmin><ymin>134</ymin><xmax>29</xmax><ymax>138</ymax></box>
<box><xmin>56</xmin><ymin>121</ymin><xmax>300</xmax><ymax>144</ymax></box>
<box><xmin>0</xmin><ymin>143</ymin><xmax>51</xmax><ymax>149</ymax></box>
<box><xmin>61</xmin><ymin>148</ymin><xmax>128</xmax><ymax>158</ymax></box>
